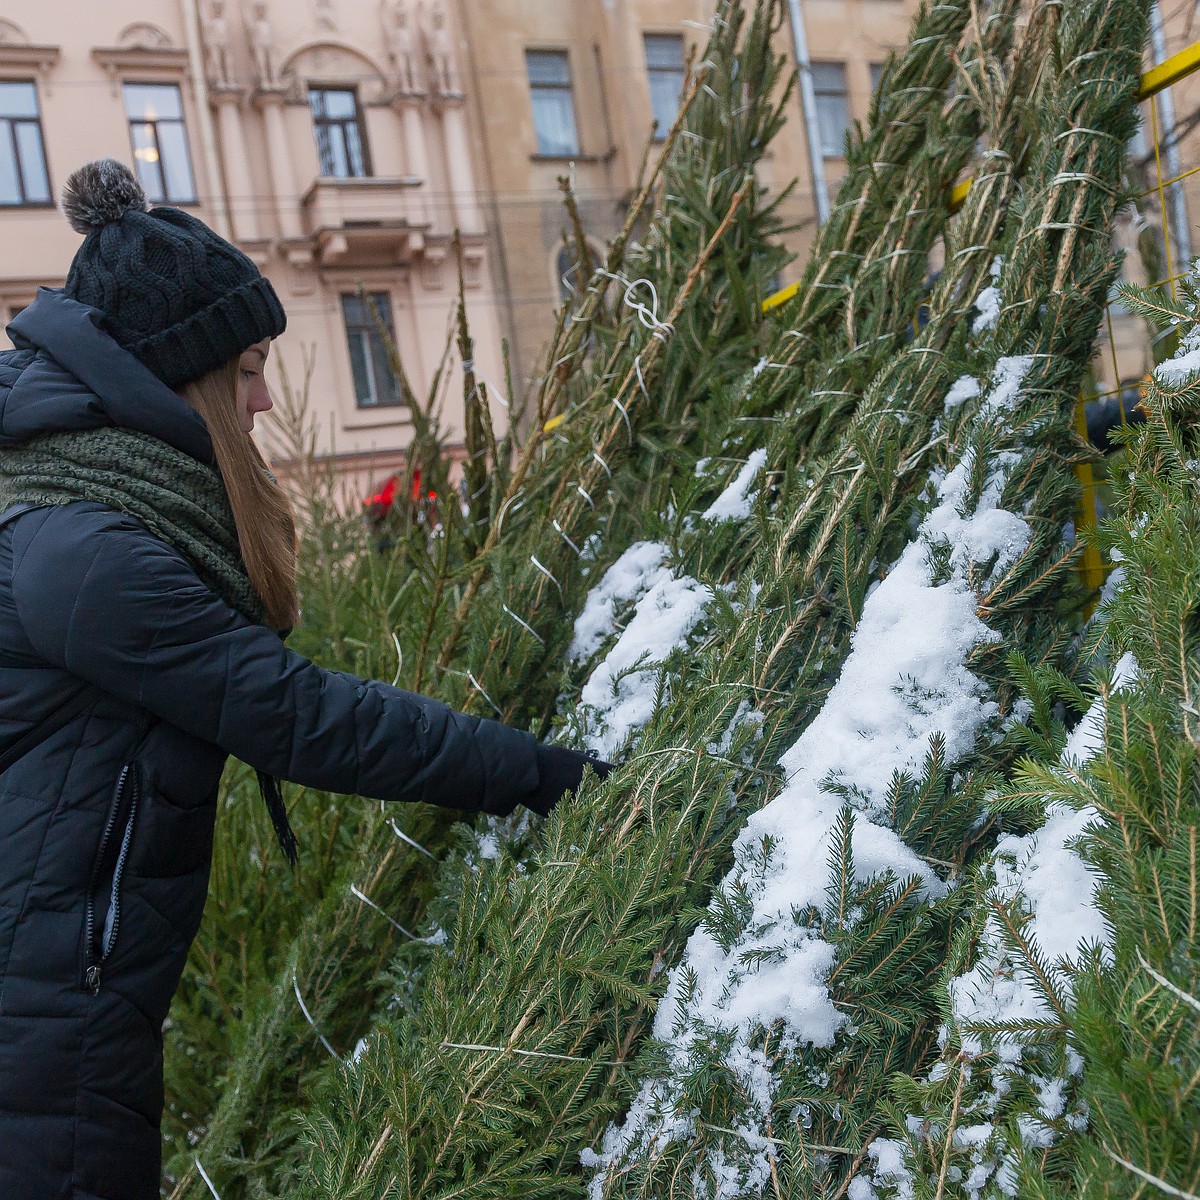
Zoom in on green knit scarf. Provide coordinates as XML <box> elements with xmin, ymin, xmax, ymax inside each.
<box><xmin>0</xmin><ymin>426</ymin><xmax>300</xmax><ymax>864</ymax></box>
<box><xmin>0</xmin><ymin>426</ymin><xmax>270</xmax><ymax>628</ymax></box>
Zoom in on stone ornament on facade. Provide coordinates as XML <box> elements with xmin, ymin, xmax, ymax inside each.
<box><xmin>382</xmin><ymin>0</ymin><xmax>420</xmax><ymax>95</ymax></box>
<box><xmin>201</xmin><ymin>0</ymin><xmax>233</xmax><ymax>89</ymax></box>
<box><xmin>315</xmin><ymin>0</ymin><xmax>337</xmax><ymax>34</ymax></box>
<box><xmin>117</xmin><ymin>22</ymin><xmax>174</xmax><ymax>50</ymax></box>
<box><xmin>281</xmin><ymin>41</ymin><xmax>388</xmax><ymax>105</ymax></box>
<box><xmin>246</xmin><ymin>0</ymin><xmax>278</xmax><ymax>90</ymax></box>
<box><xmin>0</xmin><ymin>18</ymin><xmax>29</xmax><ymax>45</ymax></box>
<box><xmin>94</xmin><ymin>24</ymin><xmax>185</xmax><ymax>97</ymax></box>
<box><xmin>424</xmin><ymin>0</ymin><xmax>460</xmax><ymax>97</ymax></box>
<box><xmin>0</xmin><ymin>18</ymin><xmax>59</xmax><ymax>95</ymax></box>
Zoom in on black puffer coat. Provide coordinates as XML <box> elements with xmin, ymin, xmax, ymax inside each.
<box><xmin>0</xmin><ymin>290</ymin><xmax>542</xmax><ymax>1200</ymax></box>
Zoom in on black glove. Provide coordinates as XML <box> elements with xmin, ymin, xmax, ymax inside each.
<box><xmin>527</xmin><ymin>744</ymin><xmax>612</xmax><ymax>816</ymax></box>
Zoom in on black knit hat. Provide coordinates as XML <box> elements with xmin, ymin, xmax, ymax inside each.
<box><xmin>60</xmin><ymin>158</ymin><xmax>286</xmax><ymax>388</ymax></box>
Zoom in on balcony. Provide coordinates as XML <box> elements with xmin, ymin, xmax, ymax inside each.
<box><xmin>296</xmin><ymin>176</ymin><xmax>429</xmax><ymax>266</ymax></box>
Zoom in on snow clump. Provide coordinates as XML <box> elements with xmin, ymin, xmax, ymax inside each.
<box><xmin>701</xmin><ymin>449</ymin><xmax>768</xmax><ymax>522</ymax></box>
<box><xmin>586</xmin><ymin>354</ymin><xmax>1039</xmax><ymax>1193</ymax></box>
<box><xmin>566</xmin><ymin>541</ymin><xmax>715</xmax><ymax>760</ymax></box>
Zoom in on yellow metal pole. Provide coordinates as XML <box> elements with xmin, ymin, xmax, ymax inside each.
<box><xmin>761</xmin><ymin>281</ymin><xmax>802</xmax><ymax>312</ymax></box>
<box><xmin>948</xmin><ymin>178</ymin><xmax>972</xmax><ymax>214</ymax></box>
<box><xmin>1073</xmin><ymin>400</ymin><xmax>1108</xmax><ymax>607</ymax></box>
<box><xmin>1139</xmin><ymin>37</ymin><xmax>1200</xmax><ymax>100</ymax></box>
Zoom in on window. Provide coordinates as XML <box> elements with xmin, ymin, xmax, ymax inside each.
<box><xmin>811</xmin><ymin>61</ymin><xmax>850</xmax><ymax>157</ymax></box>
<box><xmin>526</xmin><ymin>50</ymin><xmax>578</xmax><ymax>156</ymax></box>
<box><xmin>123</xmin><ymin>83</ymin><xmax>196</xmax><ymax>204</ymax></box>
<box><xmin>870</xmin><ymin>62</ymin><xmax>886</xmax><ymax>93</ymax></box>
<box><xmin>309</xmin><ymin>87</ymin><xmax>371</xmax><ymax>179</ymax></box>
<box><xmin>644</xmin><ymin>34</ymin><xmax>685</xmax><ymax>137</ymax></box>
<box><xmin>342</xmin><ymin>292</ymin><xmax>400</xmax><ymax>408</ymax></box>
<box><xmin>0</xmin><ymin>81</ymin><xmax>50</xmax><ymax>206</ymax></box>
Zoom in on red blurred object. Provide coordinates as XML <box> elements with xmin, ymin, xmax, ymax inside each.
<box><xmin>362</xmin><ymin>468</ymin><xmax>439</xmax><ymax>529</ymax></box>
<box><xmin>363</xmin><ymin>475</ymin><xmax>398</xmax><ymax>510</ymax></box>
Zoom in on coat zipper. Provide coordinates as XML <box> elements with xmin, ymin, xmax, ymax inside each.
<box><xmin>82</xmin><ymin>762</ymin><xmax>141</xmax><ymax>995</ymax></box>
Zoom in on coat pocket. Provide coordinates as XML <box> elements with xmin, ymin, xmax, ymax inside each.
<box><xmin>81</xmin><ymin>761</ymin><xmax>142</xmax><ymax>995</ymax></box>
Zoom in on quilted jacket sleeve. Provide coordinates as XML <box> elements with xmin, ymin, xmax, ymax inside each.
<box><xmin>9</xmin><ymin>502</ymin><xmax>540</xmax><ymax>815</ymax></box>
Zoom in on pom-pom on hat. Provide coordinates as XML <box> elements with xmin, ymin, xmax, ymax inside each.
<box><xmin>60</xmin><ymin>158</ymin><xmax>286</xmax><ymax>389</ymax></box>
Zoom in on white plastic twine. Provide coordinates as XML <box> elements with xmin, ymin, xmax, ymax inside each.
<box><xmin>292</xmin><ymin>972</ymin><xmax>339</xmax><ymax>1060</ymax></box>
<box><xmin>350</xmin><ymin>883</ymin><xmax>418</xmax><ymax>940</ymax></box>
<box><xmin>530</xmin><ymin>554</ymin><xmax>564</xmax><ymax>598</ymax></box>
<box><xmin>502</xmin><ymin>602</ymin><xmax>545</xmax><ymax>644</ymax></box>
<box><xmin>472</xmin><ymin>370</ymin><xmax>510</xmax><ymax>409</ymax></box>
<box><xmin>195</xmin><ymin>1159</ymin><xmax>223</xmax><ymax>1200</ymax></box>
<box><xmin>590</xmin><ymin>268</ymin><xmax>677</xmax><ymax>446</ymax></box>
<box><xmin>386</xmin><ymin>816</ymin><xmax>437</xmax><ymax>859</ymax></box>
<box><xmin>441</xmin><ymin>666</ymin><xmax>504</xmax><ymax>716</ymax></box>
<box><xmin>553</xmin><ymin>518</ymin><xmax>583</xmax><ymax>557</ymax></box>
<box><xmin>390</xmin><ymin>631</ymin><xmax>402</xmax><ymax>687</ymax></box>
<box><xmin>617</xmin><ymin>276</ymin><xmax>675</xmax><ymax>344</ymax></box>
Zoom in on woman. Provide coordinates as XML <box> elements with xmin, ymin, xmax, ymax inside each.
<box><xmin>0</xmin><ymin>159</ymin><xmax>607</xmax><ymax>1200</ymax></box>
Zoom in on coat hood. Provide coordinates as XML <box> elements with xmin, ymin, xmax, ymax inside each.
<box><xmin>0</xmin><ymin>287</ymin><xmax>215</xmax><ymax>466</ymax></box>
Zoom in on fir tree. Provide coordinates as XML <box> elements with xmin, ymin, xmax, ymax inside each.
<box><xmin>275</xmin><ymin>3</ymin><xmax>1096</xmax><ymax>1198</ymax></box>
<box><xmin>864</xmin><ymin>279</ymin><xmax>1200</xmax><ymax>1200</ymax></box>
<box><xmin>163</xmin><ymin>1</ymin><xmax>1158</xmax><ymax>1197</ymax></box>
<box><xmin>433</xmin><ymin>0</ymin><xmax>796</xmax><ymax>728</ymax></box>
<box><xmin>1060</xmin><ymin>280</ymin><xmax>1200</xmax><ymax>1199</ymax></box>
<box><xmin>461</xmin><ymin>0</ymin><xmax>985</xmax><ymax>738</ymax></box>
<box><xmin>585</xmin><ymin>0</ymin><xmax>1151</xmax><ymax>1193</ymax></box>
<box><xmin>164</xmin><ymin>5</ymin><xmax>797</xmax><ymax>1195</ymax></box>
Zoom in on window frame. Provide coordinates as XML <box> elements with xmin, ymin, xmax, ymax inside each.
<box><xmin>810</xmin><ymin>60</ymin><xmax>851</xmax><ymax>159</ymax></box>
<box><xmin>122</xmin><ymin>80</ymin><xmax>197</xmax><ymax>205</ymax></box>
<box><xmin>341</xmin><ymin>291</ymin><xmax>402</xmax><ymax>410</ymax></box>
<box><xmin>643</xmin><ymin>32</ymin><xmax>686</xmax><ymax>140</ymax></box>
<box><xmin>525</xmin><ymin>48</ymin><xmax>580</xmax><ymax>158</ymax></box>
<box><xmin>309</xmin><ymin>85</ymin><xmax>373</xmax><ymax>180</ymax></box>
<box><xmin>0</xmin><ymin>78</ymin><xmax>52</xmax><ymax>208</ymax></box>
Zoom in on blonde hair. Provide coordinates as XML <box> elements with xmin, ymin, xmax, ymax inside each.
<box><xmin>179</xmin><ymin>357</ymin><xmax>300</xmax><ymax>632</ymax></box>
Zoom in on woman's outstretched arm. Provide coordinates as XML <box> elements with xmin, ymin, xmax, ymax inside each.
<box><xmin>9</xmin><ymin>501</ymin><xmax>567</xmax><ymax>816</ymax></box>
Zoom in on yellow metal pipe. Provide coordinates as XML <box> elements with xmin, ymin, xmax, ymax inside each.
<box><xmin>948</xmin><ymin>178</ymin><xmax>972</xmax><ymax>214</ymax></box>
<box><xmin>1139</xmin><ymin>37</ymin><xmax>1200</xmax><ymax>100</ymax></box>
<box><xmin>761</xmin><ymin>281</ymin><xmax>802</xmax><ymax>312</ymax></box>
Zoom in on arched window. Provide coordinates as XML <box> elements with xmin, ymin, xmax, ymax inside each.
<box><xmin>280</xmin><ymin>43</ymin><xmax>387</xmax><ymax>180</ymax></box>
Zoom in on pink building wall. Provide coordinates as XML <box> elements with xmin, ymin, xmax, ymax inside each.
<box><xmin>0</xmin><ymin>2</ymin><xmax>506</xmax><ymax>507</ymax></box>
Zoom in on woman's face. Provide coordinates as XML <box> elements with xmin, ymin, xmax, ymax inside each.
<box><xmin>237</xmin><ymin>338</ymin><xmax>274</xmax><ymax>433</ymax></box>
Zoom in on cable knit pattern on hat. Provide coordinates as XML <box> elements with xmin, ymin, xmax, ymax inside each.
<box><xmin>61</xmin><ymin>159</ymin><xmax>286</xmax><ymax>387</ymax></box>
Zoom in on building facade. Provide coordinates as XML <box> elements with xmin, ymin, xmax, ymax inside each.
<box><xmin>454</xmin><ymin>0</ymin><xmax>924</xmax><ymax>391</ymax></box>
<box><xmin>0</xmin><ymin>1</ymin><xmax>1195</xmax><ymax>502</ymax></box>
<box><xmin>0</xmin><ymin>0</ymin><xmax>504</xmax><ymax>501</ymax></box>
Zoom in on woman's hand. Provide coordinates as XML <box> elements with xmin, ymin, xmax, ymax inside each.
<box><xmin>527</xmin><ymin>744</ymin><xmax>613</xmax><ymax>816</ymax></box>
